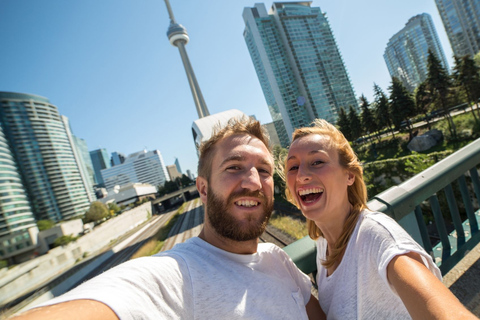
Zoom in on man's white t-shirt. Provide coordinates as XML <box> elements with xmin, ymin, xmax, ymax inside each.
<box><xmin>37</xmin><ymin>237</ymin><xmax>312</xmax><ymax>319</ymax></box>
<box><xmin>316</xmin><ymin>210</ymin><xmax>442</xmax><ymax>320</ymax></box>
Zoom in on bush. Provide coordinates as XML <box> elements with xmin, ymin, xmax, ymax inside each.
<box><xmin>37</xmin><ymin>220</ymin><xmax>56</xmax><ymax>231</ymax></box>
<box><xmin>52</xmin><ymin>235</ymin><xmax>78</xmax><ymax>248</ymax></box>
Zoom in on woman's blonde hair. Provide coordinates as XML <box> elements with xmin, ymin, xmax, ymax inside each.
<box><xmin>281</xmin><ymin>119</ymin><xmax>368</xmax><ymax>268</ymax></box>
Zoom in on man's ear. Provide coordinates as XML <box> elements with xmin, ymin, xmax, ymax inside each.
<box><xmin>196</xmin><ymin>176</ymin><xmax>208</xmax><ymax>204</ymax></box>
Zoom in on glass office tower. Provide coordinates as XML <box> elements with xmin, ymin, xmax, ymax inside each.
<box><xmin>384</xmin><ymin>13</ymin><xmax>449</xmax><ymax>92</ymax></box>
<box><xmin>90</xmin><ymin>148</ymin><xmax>111</xmax><ymax>187</ymax></box>
<box><xmin>243</xmin><ymin>2</ymin><xmax>357</xmax><ymax>146</ymax></box>
<box><xmin>435</xmin><ymin>0</ymin><xmax>480</xmax><ymax>58</ymax></box>
<box><xmin>0</xmin><ymin>92</ymin><xmax>91</xmax><ymax>222</ymax></box>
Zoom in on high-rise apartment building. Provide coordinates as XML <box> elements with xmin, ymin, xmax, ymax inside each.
<box><xmin>384</xmin><ymin>13</ymin><xmax>449</xmax><ymax>92</ymax></box>
<box><xmin>435</xmin><ymin>0</ymin><xmax>480</xmax><ymax>58</ymax></box>
<box><xmin>0</xmin><ymin>117</ymin><xmax>38</xmax><ymax>262</ymax></box>
<box><xmin>101</xmin><ymin>150</ymin><xmax>169</xmax><ymax>190</ymax></box>
<box><xmin>90</xmin><ymin>148</ymin><xmax>111</xmax><ymax>187</ymax></box>
<box><xmin>243</xmin><ymin>2</ymin><xmax>357</xmax><ymax>146</ymax></box>
<box><xmin>0</xmin><ymin>92</ymin><xmax>93</xmax><ymax>261</ymax></box>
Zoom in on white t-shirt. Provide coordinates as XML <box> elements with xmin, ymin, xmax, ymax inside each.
<box><xmin>316</xmin><ymin>209</ymin><xmax>442</xmax><ymax>320</ymax></box>
<box><xmin>37</xmin><ymin>237</ymin><xmax>312</xmax><ymax>320</ymax></box>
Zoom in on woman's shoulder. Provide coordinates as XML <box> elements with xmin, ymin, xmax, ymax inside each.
<box><xmin>357</xmin><ymin>209</ymin><xmax>411</xmax><ymax>242</ymax></box>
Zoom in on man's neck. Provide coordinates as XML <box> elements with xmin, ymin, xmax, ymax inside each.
<box><xmin>198</xmin><ymin>227</ymin><xmax>258</xmax><ymax>254</ymax></box>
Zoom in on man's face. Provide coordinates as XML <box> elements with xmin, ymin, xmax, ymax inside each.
<box><xmin>200</xmin><ymin>134</ymin><xmax>274</xmax><ymax>241</ymax></box>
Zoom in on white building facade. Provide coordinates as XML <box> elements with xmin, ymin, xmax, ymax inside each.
<box><xmin>101</xmin><ymin>150</ymin><xmax>169</xmax><ymax>190</ymax></box>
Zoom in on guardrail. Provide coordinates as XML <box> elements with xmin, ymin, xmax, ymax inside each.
<box><xmin>284</xmin><ymin>137</ymin><xmax>480</xmax><ymax>276</ymax></box>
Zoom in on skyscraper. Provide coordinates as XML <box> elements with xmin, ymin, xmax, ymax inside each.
<box><xmin>243</xmin><ymin>2</ymin><xmax>357</xmax><ymax>146</ymax></box>
<box><xmin>174</xmin><ymin>157</ymin><xmax>182</xmax><ymax>174</ymax></box>
<box><xmin>90</xmin><ymin>148</ymin><xmax>111</xmax><ymax>187</ymax></box>
<box><xmin>435</xmin><ymin>0</ymin><xmax>480</xmax><ymax>58</ymax></box>
<box><xmin>111</xmin><ymin>151</ymin><xmax>126</xmax><ymax>166</ymax></box>
<box><xmin>101</xmin><ymin>149</ymin><xmax>169</xmax><ymax>190</ymax></box>
<box><xmin>384</xmin><ymin>13</ymin><xmax>449</xmax><ymax>92</ymax></box>
<box><xmin>0</xmin><ymin>116</ymin><xmax>37</xmax><ymax>263</ymax></box>
<box><xmin>0</xmin><ymin>92</ymin><xmax>92</xmax><ymax>222</ymax></box>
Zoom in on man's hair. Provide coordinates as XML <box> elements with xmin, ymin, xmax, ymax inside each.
<box><xmin>197</xmin><ymin>116</ymin><xmax>271</xmax><ymax>180</ymax></box>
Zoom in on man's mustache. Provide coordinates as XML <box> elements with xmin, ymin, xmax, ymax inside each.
<box><xmin>226</xmin><ymin>189</ymin><xmax>267</xmax><ymax>205</ymax></box>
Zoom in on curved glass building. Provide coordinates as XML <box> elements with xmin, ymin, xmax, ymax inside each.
<box><xmin>0</xmin><ymin>92</ymin><xmax>91</xmax><ymax>223</ymax></box>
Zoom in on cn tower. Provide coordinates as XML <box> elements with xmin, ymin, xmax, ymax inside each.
<box><xmin>164</xmin><ymin>0</ymin><xmax>210</xmax><ymax>118</ymax></box>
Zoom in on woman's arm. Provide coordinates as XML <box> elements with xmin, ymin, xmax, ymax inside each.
<box><xmin>306</xmin><ymin>294</ymin><xmax>326</xmax><ymax>320</ymax></box>
<box><xmin>387</xmin><ymin>252</ymin><xmax>477</xmax><ymax>320</ymax></box>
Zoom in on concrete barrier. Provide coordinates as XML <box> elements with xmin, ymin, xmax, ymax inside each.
<box><xmin>0</xmin><ymin>202</ymin><xmax>152</xmax><ymax>306</ymax></box>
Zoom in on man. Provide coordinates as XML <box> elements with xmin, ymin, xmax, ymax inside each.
<box><xmin>13</xmin><ymin>117</ymin><xmax>323</xmax><ymax>319</ymax></box>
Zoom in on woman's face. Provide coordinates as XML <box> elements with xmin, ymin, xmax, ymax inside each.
<box><xmin>286</xmin><ymin>134</ymin><xmax>354</xmax><ymax>224</ymax></box>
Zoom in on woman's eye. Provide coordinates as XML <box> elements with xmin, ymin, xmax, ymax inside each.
<box><xmin>312</xmin><ymin>160</ymin><xmax>323</xmax><ymax>166</ymax></box>
<box><xmin>288</xmin><ymin>165</ymin><xmax>298</xmax><ymax>172</ymax></box>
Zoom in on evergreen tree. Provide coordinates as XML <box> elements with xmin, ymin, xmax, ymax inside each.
<box><xmin>415</xmin><ymin>81</ymin><xmax>433</xmax><ymax>129</ymax></box>
<box><xmin>348</xmin><ymin>105</ymin><xmax>362</xmax><ymax>141</ymax></box>
<box><xmin>336</xmin><ymin>107</ymin><xmax>352</xmax><ymax>141</ymax></box>
<box><xmin>359</xmin><ymin>94</ymin><xmax>377</xmax><ymax>141</ymax></box>
<box><xmin>426</xmin><ymin>49</ymin><xmax>457</xmax><ymax>138</ymax></box>
<box><xmin>373</xmin><ymin>83</ymin><xmax>395</xmax><ymax>138</ymax></box>
<box><xmin>389</xmin><ymin>77</ymin><xmax>416</xmax><ymax>139</ymax></box>
<box><xmin>452</xmin><ymin>55</ymin><xmax>480</xmax><ymax>123</ymax></box>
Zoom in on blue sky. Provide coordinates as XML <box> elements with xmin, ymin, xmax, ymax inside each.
<box><xmin>0</xmin><ymin>1</ymin><xmax>453</xmax><ymax>177</ymax></box>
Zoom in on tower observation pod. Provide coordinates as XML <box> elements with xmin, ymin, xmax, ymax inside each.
<box><xmin>164</xmin><ymin>0</ymin><xmax>210</xmax><ymax>119</ymax></box>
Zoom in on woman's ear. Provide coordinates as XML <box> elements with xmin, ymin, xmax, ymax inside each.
<box><xmin>346</xmin><ymin>171</ymin><xmax>355</xmax><ymax>186</ymax></box>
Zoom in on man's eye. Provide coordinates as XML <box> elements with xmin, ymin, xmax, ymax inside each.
<box><xmin>259</xmin><ymin>168</ymin><xmax>272</xmax><ymax>175</ymax></box>
<box><xmin>226</xmin><ymin>166</ymin><xmax>241</xmax><ymax>171</ymax></box>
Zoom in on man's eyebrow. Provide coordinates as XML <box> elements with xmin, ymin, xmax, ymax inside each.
<box><xmin>220</xmin><ymin>154</ymin><xmax>273</xmax><ymax>168</ymax></box>
<box><xmin>220</xmin><ymin>155</ymin><xmax>245</xmax><ymax>167</ymax></box>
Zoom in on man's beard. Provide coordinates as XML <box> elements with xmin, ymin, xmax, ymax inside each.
<box><xmin>206</xmin><ymin>185</ymin><xmax>273</xmax><ymax>242</ymax></box>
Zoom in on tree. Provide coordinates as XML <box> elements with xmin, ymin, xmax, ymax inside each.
<box><xmin>336</xmin><ymin>107</ymin><xmax>352</xmax><ymax>141</ymax></box>
<box><xmin>389</xmin><ymin>77</ymin><xmax>416</xmax><ymax>139</ymax></box>
<box><xmin>348</xmin><ymin>105</ymin><xmax>362</xmax><ymax>141</ymax></box>
<box><xmin>373</xmin><ymin>83</ymin><xmax>395</xmax><ymax>138</ymax></box>
<box><xmin>426</xmin><ymin>49</ymin><xmax>457</xmax><ymax>138</ymax></box>
<box><xmin>415</xmin><ymin>81</ymin><xmax>433</xmax><ymax>129</ymax></box>
<box><xmin>158</xmin><ymin>180</ymin><xmax>180</xmax><ymax>197</ymax></box>
<box><xmin>85</xmin><ymin>201</ymin><xmax>109</xmax><ymax>223</ymax></box>
<box><xmin>108</xmin><ymin>202</ymin><xmax>121</xmax><ymax>215</ymax></box>
<box><xmin>180</xmin><ymin>174</ymin><xmax>193</xmax><ymax>186</ymax></box>
<box><xmin>359</xmin><ymin>94</ymin><xmax>378</xmax><ymax>142</ymax></box>
<box><xmin>452</xmin><ymin>55</ymin><xmax>480</xmax><ymax>123</ymax></box>
<box><xmin>37</xmin><ymin>220</ymin><xmax>56</xmax><ymax>231</ymax></box>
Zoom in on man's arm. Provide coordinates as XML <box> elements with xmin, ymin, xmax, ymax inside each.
<box><xmin>387</xmin><ymin>252</ymin><xmax>477</xmax><ymax>320</ymax></box>
<box><xmin>11</xmin><ymin>299</ymin><xmax>118</xmax><ymax>320</ymax></box>
<box><xmin>306</xmin><ymin>294</ymin><xmax>326</xmax><ymax>320</ymax></box>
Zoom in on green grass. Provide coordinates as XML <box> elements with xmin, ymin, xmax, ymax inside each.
<box><xmin>269</xmin><ymin>213</ymin><xmax>307</xmax><ymax>240</ymax></box>
<box><xmin>130</xmin><ymin>201</ymin><xmax>194</xmax><ymax>259</ymax></box>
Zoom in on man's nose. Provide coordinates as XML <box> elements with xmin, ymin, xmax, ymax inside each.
<box><xmin>241</xmin><ymin>167</ymin><xmax>262</xmax><ymax>191</ymax></box>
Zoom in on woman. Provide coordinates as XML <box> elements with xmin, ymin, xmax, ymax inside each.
<box><xmin>282</xmin><ymin>119</ymin><xmax>476</xmax><ymax>319</ymax></box>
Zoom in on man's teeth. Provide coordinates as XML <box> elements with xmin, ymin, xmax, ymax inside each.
<box><xmin>298</xmin><ymin>188</ymin><xmax>324</xmax><ymax>196</ymax></box>
<box><xmin>236</xmin><ymin>200</ymin><xmax>259</xmax><ymax>207</ymax></box>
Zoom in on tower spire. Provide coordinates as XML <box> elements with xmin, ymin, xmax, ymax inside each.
<box><xmin>164</xmin><ymin>0</ymin><xmax>210</xmax><ymax>118</ymax></box>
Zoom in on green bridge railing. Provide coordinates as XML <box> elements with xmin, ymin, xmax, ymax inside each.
<box><xmin>284</xmin><ymin>137</ymin><xmax>480</xmax><ymax>276</ymax></box>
